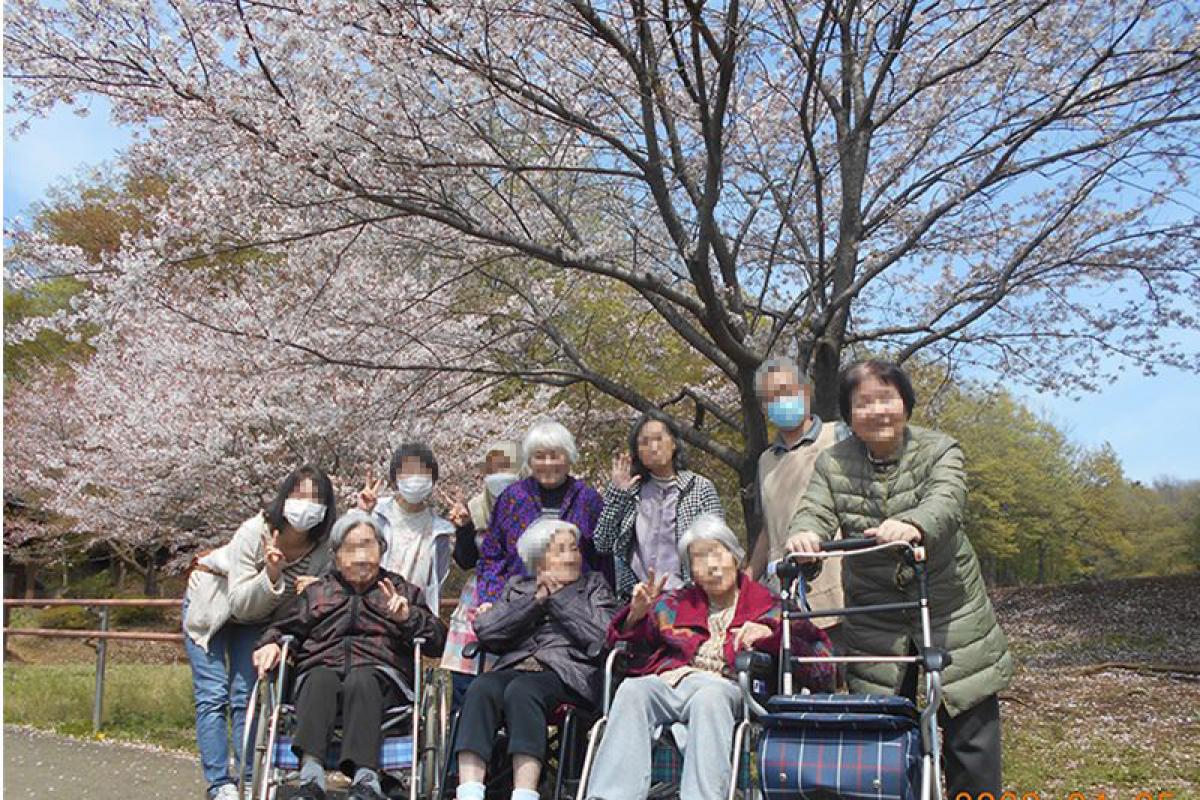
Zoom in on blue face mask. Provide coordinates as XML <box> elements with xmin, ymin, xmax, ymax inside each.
<box><xmin>767</xmin><ymin>395</ymin><xmax>807</xmax><ymax>430</ymax></box>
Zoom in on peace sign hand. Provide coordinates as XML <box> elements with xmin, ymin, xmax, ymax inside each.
<box><xmin>440</xmin><ymin>486</ymin><xmax>471</xmax><ymax>528</ymax></box>
<box><xmin>626</xmin><ymin>568</ymin><xmax>668</xmax><ymax>626</ymax></box>
<box><xmin>358</xmin><ymin>469</ymin><xmax>386</xmax><ymax>513</ymax></box>
<box><xmin>262</xmin><ymin>530</ymin><xmax>285</xmax><ymax>584</ymax></box>
<box><xmin>379</xmin><ymin>577</ymin><xmax>411</xmax><ymax>623</ymax></box>
<box><xmin>611</xmin><ymin>452</ymin><xmax>641</xmax><ymax>492</ymax></box>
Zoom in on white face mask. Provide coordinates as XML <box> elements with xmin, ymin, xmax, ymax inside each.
<box><xmin>484</xmin><ymin>472</ymin><xmax>519</xmax><ymax>498</ymax></box>
<box><xmin>283</xmin><ymin>498</ymin><xmax>327</xmax><ymax>532</ymax></box>
<box><xmin>395</xmin><ymin>475</ymin><xmax>434</xmax><ymax>504</ymax></box>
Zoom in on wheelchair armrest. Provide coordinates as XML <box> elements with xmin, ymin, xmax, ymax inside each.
<box><xmin>734</xmin><ymin>649</ymin><xmax>774</xmax><ymax>678</ymax></box>
<box><xmin>601</xmin><ymin>641</ymin><xmax>631</xmax><ymax>716</ymax></box>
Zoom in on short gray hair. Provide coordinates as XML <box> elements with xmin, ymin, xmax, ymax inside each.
<box><xmin>329</xmin><ymin>510</ymin><xmax>388</xmax><ymax>555</ymax></box>
<box><xmin>517</xmin><ymin>518</ymin><xmax>581</xmax><ymax>572</ymax></box>
<box><xmin>677</xmin><ymin>513</ymin><xmax>745</xmax><ymax>566</ymax></box>
<box><xmin>522</xmin><ymin>419</ymin><xmax>578</xmax><ymax>467</ymax></box>
<box><xmin>754</xmin><ymin>356</ymin><xmax>806</xmax><ymax>397</ymax></box>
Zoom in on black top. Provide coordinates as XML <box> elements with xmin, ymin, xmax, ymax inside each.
<box><xmin>538</xmin><ymin>480</ymin><xmax>570</xmax><ymax>514</ymax></box>
<box><xmin>453</xmin><ymin>520</ymin><xmax>480</xmax><ymax>570</ymax></box>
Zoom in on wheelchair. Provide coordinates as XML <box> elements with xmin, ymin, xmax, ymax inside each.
<box><xmin>438</xmin><ymin>642</ymin><xmax>597</xmax><ymax>800</ymax></box>
<box><xmin>735</xmin><ymin>539</ymin><xmax>949</xmax><ymax>800</ymax></box>
<box><xmin>573</xmin><ymin>637</ymin><xmax>775</xmax><ymax>800</ymax></box>
<box><xmin>240</xmin><ymin>634</ymin><xmax>448</xmax><ymax>800</ymax></box>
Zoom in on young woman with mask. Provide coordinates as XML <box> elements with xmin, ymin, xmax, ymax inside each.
<box><xmin>441</xmin><ymin>440</ymin><xmax>522</xmax><ymax>708</ymax></box>
<box><xmin>357</xmin><ymin>441</ymin><xmax>455</xmax><ymax>613</ymax></box>
<box><xmin>185</xmin><ymin>464</ymin><xmax>336</xmax><ymax>800</ymax></box>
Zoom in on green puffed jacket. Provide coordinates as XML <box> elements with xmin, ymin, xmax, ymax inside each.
<box><xmin>787</xmin><ymin>425</ymin><xmax>1012</xmax><ymax>717</ymax></box>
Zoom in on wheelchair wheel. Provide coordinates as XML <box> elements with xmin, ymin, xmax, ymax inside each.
<box><xmin>414</xmin><ymin>669</ymin><xmax>446</xmax><ymax>799</ymax></box>
<box><xmin>243</xmin><ymin>674</ymin><xmax>288</xmax><ymax>800</ymax></box>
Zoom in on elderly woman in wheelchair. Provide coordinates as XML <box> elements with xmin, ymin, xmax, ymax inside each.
<box><xmin>452</xmin><ymin>518</ymin><xmax>619</xmax><ymax>800</ymax></box>
<box><xmin>251</xmin><ymin>510</ymin><xmax>447</xmax><ymax>800</ymax></box>
<box><xmin>582</xmin><ymin>514</ymin><xmax>834</xmax><ymax>800</ymax></box>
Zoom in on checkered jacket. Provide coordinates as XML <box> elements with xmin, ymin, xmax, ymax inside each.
<box><xmin>593</xmin><ymin>470</ymin><xmax>724</xmax><ymax>599</ymax></box>
<box><xmin>257</xmin><ymin>569</ymin><xmax>446</xmax><ymax>687</ymax></box>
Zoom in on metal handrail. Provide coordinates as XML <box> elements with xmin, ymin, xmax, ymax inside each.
<box><xmin>2</xmin><ymin>593</ymin><xmax>460</xmax><ymax>735</ymax></box>
<box><xmin>4</xmin><ymin>598</ymin><xmax>182</xmax><ymax>607</ymax></box>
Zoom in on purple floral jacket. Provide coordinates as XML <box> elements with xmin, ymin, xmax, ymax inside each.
<box><xmin>474</xmin><ymin>476</ymin><xmax>609</xmax><ymax>604</ymax></box>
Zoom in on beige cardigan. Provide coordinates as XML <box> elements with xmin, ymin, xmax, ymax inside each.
<box><xmin>184</xmin><ymin>513</ymin><xmax>332</xmax><ymax>651</ymax></box>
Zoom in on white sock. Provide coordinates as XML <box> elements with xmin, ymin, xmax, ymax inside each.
<box><xmin>511</xmin><ymin>789</ymin><xmax>540</xmax><ymax>800</ymax></box>
<box><xmin>456</xmin><ymin>781</ymin><xmax>486</xmax><ymax>800</ymax></box>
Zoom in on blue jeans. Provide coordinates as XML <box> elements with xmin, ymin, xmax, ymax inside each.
<box><xmin>183</xmin><ymin>601</ymin><xmax>262</xmax><ymax>795</ymax></box>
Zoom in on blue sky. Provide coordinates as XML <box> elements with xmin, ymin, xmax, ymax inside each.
<box><xmin>4</xmin><ymin>95</ymin><xmax>1198</xmax><ymax>484</ymax></box>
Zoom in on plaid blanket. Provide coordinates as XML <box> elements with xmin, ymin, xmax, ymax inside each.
<box><xmin>273</xmin><ymin>734</ymin><xmax>413</xmax><ymax>772</ymax></box>
<box><xmin>649</xmin><ymin>729</ymin><xmax>754</xmax><ymax>792</ymax></box>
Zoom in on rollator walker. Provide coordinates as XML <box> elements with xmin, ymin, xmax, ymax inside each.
<box><xmin>739</xmin><ymin>538</ymin><xmax>949</xmax><ymax>800</ymax></box>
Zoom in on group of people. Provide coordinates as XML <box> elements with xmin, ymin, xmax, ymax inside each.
<box><xmin>182</xmin><ymin>359</ymin><xmax>1013</xmax><ymax>800</ymax></box>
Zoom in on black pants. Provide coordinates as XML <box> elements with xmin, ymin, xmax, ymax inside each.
<box><xmin>293</xmin><ymin>666</ymin><xmax>402</xmax><ymax>776</ymax></box>
<box><xmin>901</xmin><ymin>661</ymin><xmax>1002</xmax><ymax>798</ymax></box>
<box><xmin>454</xmin><ymin>669</ymin><xmax>573</xmax><ymax>762</ymax></box>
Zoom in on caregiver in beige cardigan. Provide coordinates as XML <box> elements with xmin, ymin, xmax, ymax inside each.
<box><xmin>786</xmin><ymin>360</ymin><xmax>1012</xmax><ymax>800</ymax></box>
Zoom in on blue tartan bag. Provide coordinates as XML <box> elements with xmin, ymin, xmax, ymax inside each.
<box><xmin>757</xmin><ymin>694</ymin><xmax>921</xmax><ymax>800</ymax></box>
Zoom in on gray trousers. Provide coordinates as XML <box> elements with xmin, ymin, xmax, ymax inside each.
<box><xmin>586</xmin><ymin>672</ymin><xmax>742</xmax><ymax>800</ymax></box>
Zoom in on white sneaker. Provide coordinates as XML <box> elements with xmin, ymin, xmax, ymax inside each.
<box><xmin>211</xmin><ymin>785</ymin><xmax>241</xmax><ymax>800</ymax></box>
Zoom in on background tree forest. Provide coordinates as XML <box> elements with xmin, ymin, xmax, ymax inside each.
<box><xmin>5</xmin><ymin>168</ymin><xmax>1197</xmax><ymax>595</ymax></box>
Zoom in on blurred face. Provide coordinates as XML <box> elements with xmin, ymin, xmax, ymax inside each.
<box><xmin>636</xmin><ymin>420</ymin><xmax>676</xmax><ymax>474</ymax></box>
<box><xmin>689</xmin><ymin>539</ymin><xmax>739</xmax><ymax>600</ymax></box>
<box><xmin>290</xmin><ymin>477</ymin><xmax>319</xmax><ymax>503</ymax></box>
<box><xmin>850</xmin><ymin>374</ymin><xmax>908</xmax><ymax>457</ymax></box>
<box><xmin>530</xmin><ymin>448</ymin><xmax>570</xmax><ymax>488</ymax></box>
<box><xmin>396</xmin><ymin>455</ymin><xmax>433</xmax><ymax>482</ymax></box>
<box><xmin>538</xmin><ymin>530</ymin><xmax>582</xmax><ymax>583</ymax></box>
<box><xmin>484</xmin><ymin>450</ymin><xmax>514</xmax><ymax>476</ymax></box>
<box><xmin>336</xmin><ymin>524</ymin><xmax>383</xmax><ymax>589</ymax></box>
<box><xmin>759</xmin><ymin>367</ymin><xmax>804</xmax><ymax>411</ymax></box>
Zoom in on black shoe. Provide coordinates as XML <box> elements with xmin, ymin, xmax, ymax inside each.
<box><xmin>284</xmin><ymin>781</ymin><xmax>327</xmax><ymax>800</ymax></box>
<box><xmin>347</xmin><ymin>781</ymin><xmax>388</xmax><ymax>800</ymax></box>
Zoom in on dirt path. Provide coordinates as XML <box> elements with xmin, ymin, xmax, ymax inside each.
<box><xmin>3</xmin><ymin>725</ymin><xmax>207</xmax><ymax>799</ymax></box>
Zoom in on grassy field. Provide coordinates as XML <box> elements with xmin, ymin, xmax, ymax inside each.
<box><xmin>4</xmin><ymin>662</ymin><xmax>196</xmax><ymax>751</ymax></box>
<box><xmin>4</xmin><ymin>574</ymin><xmax>1199</xmax><ymax>796</ymax></box>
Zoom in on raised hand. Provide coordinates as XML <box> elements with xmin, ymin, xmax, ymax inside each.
<box><xmin>732</xmin><ymin>621</ymin><xmax>773</xmax><ymax>651</ymax></box>
<box><xmin>262</xmin><ymin>530</ymin><xmax>286</xmax><ymax>583</ymax></box>
<box><xmin>252</xmin><ymin>643</ymin><xmax>281</xmax><ymax>676</ymax></box>
<box><xmin>625</xmin><ymin>568</ymin><xmax>668</xmax><ymax>626</ymax></box>
<box><xmin>358</xmin><ymin>469</ymin><xmax>386</xmax><ymax>513</ymax></box>
<box><xmin>611</xmin><ymin>452</ymin><xmax>641</xmax><ymax>492</ymax></box>
<box><xmin>379</xmin><ymin>577</ymin><xmax>411</xmax><ymax>623</ymax></box>
<box><xmin>441</xmin><ymin>486</ymin><xmax>471</xmax><ymax>528</ymax></box>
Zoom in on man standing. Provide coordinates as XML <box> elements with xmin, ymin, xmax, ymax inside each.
<box><xmin>748</xmin><ymin>357</ymin><xmax>844</xmax><ymax>646</ymax></box>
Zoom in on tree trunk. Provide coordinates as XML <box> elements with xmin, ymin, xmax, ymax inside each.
<box><xmin>23</xmin><ymin>562</ymin><xmax>38</xmax><ymax>599</ymax></box>
<box><xmin>143</xmin><ymin>560</ymin><xmax>159</xmax><ymax>597</ymax></box>
<box><xmin>809</xmin><ymin>336</ymin><xmax>843</xmax><ymax>423</ymax></box>
<box><xmin>739</xmin><ymin>368</ymin><xmax>770</xmax><ymax>552</ymax></box>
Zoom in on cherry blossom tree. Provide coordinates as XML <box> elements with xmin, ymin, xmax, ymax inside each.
<box><xmin>6</xmin><ymin>0</ymin><xmax>1198</xmax><ymax>541</ymax></box>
